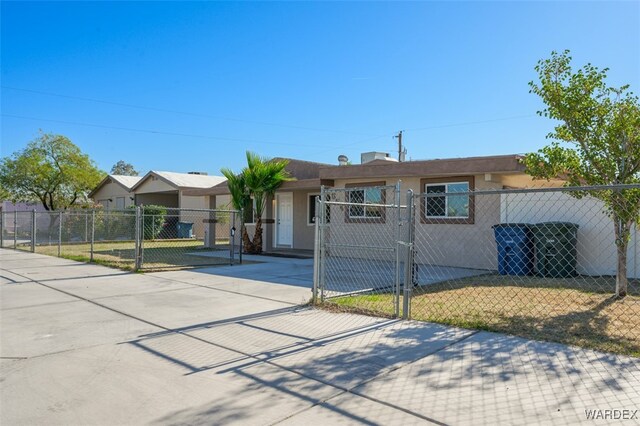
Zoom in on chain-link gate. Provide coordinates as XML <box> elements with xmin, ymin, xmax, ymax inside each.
<box><xmin>314</xmin><ymin>183</ymin><xmax>640</xmax><ymax>357</ymax></box>
<box><xmin>0</xmin><ymin>207</ymin><xmax>242</xmax><ymax>271</ymax></box>
<box><xmin>314</xmin><ymin>181</ymin><xmax>415</xmax><ymax>318</ymax></box>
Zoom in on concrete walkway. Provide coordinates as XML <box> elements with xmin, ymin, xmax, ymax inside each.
<box><xmin>1</xmin><ymin>249</ymin><xmax>638</xmax><ymax>425</ymax></box>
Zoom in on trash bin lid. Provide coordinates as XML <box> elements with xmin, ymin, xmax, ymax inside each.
<box><xmin>531</xmin><ymin>222</ymin><xmax>579</xmax><ymax>235</ymax></box>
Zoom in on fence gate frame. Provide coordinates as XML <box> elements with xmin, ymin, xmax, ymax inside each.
<box><xmin>314</xmin><ymin>181</ymin><xmax>415</xmax><ymax>318</ymax></box>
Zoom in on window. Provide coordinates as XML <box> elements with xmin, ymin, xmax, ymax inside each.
<box><xmin>115</xmin><ymin>197</ymin><xmax>125</xmax><ymax>210</ymax></box>
<box><xmin>308</xmin><ymin>194</ymin><xmax>331</xmax><ymax>225</ymax></box>
<box><xmin>345</xmin><ymin>182</ymin><xmax>386</xmax><ymax>222</ymax></box>
<box><xmin>421</xmin><ymin>177</ymin><xmax>474</xmax><ymax>224</ymax></box>
<box><xmin>98</xmin><ymin>199</ymin><xmax>109</xmax><ymax>209</ymax></box>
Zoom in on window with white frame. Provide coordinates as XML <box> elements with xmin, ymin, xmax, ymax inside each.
<box><xmin>347</xmin><ymin>186</ymin><xmax>384</xmax><ymax>220</ymax></box>
<box><xmin>424</xmin><ymin>181</ymin><xmax>470</xmax><ymax>219</ymax></box>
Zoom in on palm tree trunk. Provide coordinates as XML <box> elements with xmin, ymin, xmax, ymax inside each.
<box><xmin>252</xmin><ymin>217</ymin><xmax>263</xmax><ymax>254</ymax></box>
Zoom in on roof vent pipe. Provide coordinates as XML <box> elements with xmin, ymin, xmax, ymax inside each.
<box><xmin>338</xmin><ymin>155</ymin><xmax>349</xmax><ymax>166</ymax></box>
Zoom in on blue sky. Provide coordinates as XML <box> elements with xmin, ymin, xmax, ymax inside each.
<box><xmin>2</xmin><ymin>1</ymin><xmax>639</xmax><ymax>175</ymax></box>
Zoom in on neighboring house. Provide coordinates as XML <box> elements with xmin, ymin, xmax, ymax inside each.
<box><xmin>128</xmin><ymin>171</ymin><xmax>226</xmax><ymax>239</ymax></box>
<box><xmin>89</xmin><ymin>175</ymin><xmax>142</xmax><ymax>210</ymax></box>
<box><xmin>1</xmin><ymin>201</ymin><xmax>48</xmax><ymax>235</ymax></box>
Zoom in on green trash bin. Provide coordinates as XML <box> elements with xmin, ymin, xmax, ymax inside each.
<box><xmin>531</xmin><ymin>222</ymin><xmax>579</xmax><ymax>278</ymax></box>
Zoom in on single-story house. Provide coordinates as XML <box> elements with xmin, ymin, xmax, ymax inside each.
<box><xmin>89</xmin><ymin>175</ymin><xmax>142</xmax><ymax>210</ymax></box>
<box><xmin>90</xmin><ymin>171</ymin><xmax>226</xmax><ymax>240</ymax></box>
<box><xmin>185</xmin><ymin>151</ymin><xmax>639</xmax><ymax>278</ymax></box>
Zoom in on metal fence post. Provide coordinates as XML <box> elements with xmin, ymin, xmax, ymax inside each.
<box><xmin>134</xmin><ymin>206</ymin><xmax>142</xmax><ymax>271</ymax></box>
<box><xmin>13</xmin><ymin>210</ymin><xmax>17</xmax><ymax>249</ymax></box>
<box><xmin>319</xmin><ymin>185</ymin><xmax>326</xmax><ymax>302</ymax></box>
<box><xmin>312</xmin><ymin>196</ymin><xmax>320</xmax><ymax>305</ymax></box>
<box><xmin>239</xmin><ymin>208</ymin><xmax>243</xmax><ymax>265</ymax></box>
<box><xmin>31</xmin><ymin>209</ymin><xmax>36</xmax><ymax>253</ymax></box>
<box><xmin>402</xmin><ymin>190</ymin><xmax>414</xmax><ymax>320</ymax></box>
<box><xmin>90</xmin><ymin>209</ymin><xmax>95</xmax><ymax>262</ymax></box>
<box><xmin>394</xmin><ymin>180</ymin><xmax>402</xmax><ymax>318</ymax></box>
<box><xmin>57</xmin><ymin>211</ymin><xmax>62</xmax><ymax>257</ymax></box>
<box><xmin>229</xmin><ymin>211</ymin><xmax>235</xmax><ymax>266</ymax></box>
<box><xmin>0</xmin><ymin>211</ymin><xmax>4</xmax><ymax>249</ymax></box>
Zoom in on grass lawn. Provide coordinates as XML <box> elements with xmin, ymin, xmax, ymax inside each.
<box><xmin>32</xmin><ymin>239</ymin><xmax>236</xmax><ymax>271</ymax></box>
<box><xmin>325</xmin><ymin>274</ymin><xmax>640</xmax><ymax>357</ymax></box>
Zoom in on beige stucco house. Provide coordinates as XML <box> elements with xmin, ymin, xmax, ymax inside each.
<box><xmin>89</xmin><ymin>175</ymin><xmax>142</xmax><ymax>210</ymax></box>
<box><xmin>184</xmin><ymin>154</ymin><xmax>551</xmax><ymax>256</ymax></box>
<box><xmin>90</xmin><ymin>171</ymin><xmax>225</xmax><ymax>239</ymax></box>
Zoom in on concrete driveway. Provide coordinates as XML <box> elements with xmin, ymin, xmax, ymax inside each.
<box><xmin>1</xmin><ymin>249</ymin><xmax>639</xmax><ymax>425</ymax></box>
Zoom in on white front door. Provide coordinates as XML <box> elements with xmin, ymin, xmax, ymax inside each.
<box><xmin>276</xmin><ymin>193</ymin><xmax>293</xmax><ymax>247</ymax></box>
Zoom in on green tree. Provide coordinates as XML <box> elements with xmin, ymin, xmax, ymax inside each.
<box><xmin>523</xmin><ymin>50</ymin><xmax>640</xmax><ymax>298</ymax></box>
<box><xmin>0</xmin><ymin>133</ymin><xmax>104</xmax><ymax>235</ymax></box>
<box><xmin>110</xmin><ymin>160</ymin><xmax>139</xmax><ymax>176</ymax></box>
<box><xmin>221</xmin><ymin>152</ymin><xmax>292</xmax><ymax>254</ymax></box>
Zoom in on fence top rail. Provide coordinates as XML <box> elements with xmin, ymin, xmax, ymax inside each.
<box><xmin>324</xmin><ymin>200</ymin><xmax>401</xmax><ymax>209</ymax></box>
<box><xmin>415</xmin><ymin>183</ymin><xmax>640</xmax><ymax>198</ymax></box>
<box><xmin>323</xmin><ymin>184</ymin><xmax>398</xmax><ymax>193</ymax></box>
<box><xmin>7</xmin><ymin>208</ymin><xmax>240</xmax><ymax>214</ymax></box>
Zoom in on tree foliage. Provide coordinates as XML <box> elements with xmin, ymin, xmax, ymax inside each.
<box><xmin>0</xmin><ymin>133</ymin><xmax>104</xmax><ymax>211</ymax></box>
<box><xmin>523</xmin><ymin>50</ymin><xmax>640</xmax><ymax>297</ymax></box>
<box><xmin>110</xmin><ymin>160</ymin><xmax>139</xmax><ymax>176</ymax></box>
<box><xmin>221</xmin><ymin>152</ymin><xmax>293</xmax><ymax>254</ymax></box>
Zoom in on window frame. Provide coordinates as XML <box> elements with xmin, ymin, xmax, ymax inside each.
<box><xmin>420</xmin><ymin>176</ymin><xmax>475</xmax><ymax>224</ymax></box>
<box><xmin>344</xmin><ymin>181</ymin><xmax>387</xmax><ymax>223</ymax></box>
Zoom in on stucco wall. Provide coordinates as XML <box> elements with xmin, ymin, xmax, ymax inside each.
<box><xmin>92</xmin><ymin>181</ymin><xmax>134</xmax><ymax>210</ymax></box>
<box><xmin>292</xmin><ymin>190</ymin><xmax>316</xmax><ymax>250</ymax></box>
<box><xmin>327</xmin><ymin>175</ymin><xmax>503</xmax><ymax>270</ymax></box>
<box><xmin>134</xmin><ymin>177</ymin><xmax>175</xmax><ymax>194</ymax></box>
<box><xmin>501</xmin><ymin>191</ymin><xmax>640</xmax><ymax>278</ymax></box>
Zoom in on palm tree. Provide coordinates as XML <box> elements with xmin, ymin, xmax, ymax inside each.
<box><xmin>221</xmin><ymin>152</ymin><xmax>293</xmax><ymax>254</ymax></box>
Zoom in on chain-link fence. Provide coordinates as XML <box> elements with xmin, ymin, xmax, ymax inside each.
<box><xmin>0</xmin><ymin>207</ymin><xmax>242</xmax><ymax>271</ymax></box>
<box><xmin>315</xmin><ymin>183</ymin><xmax>640</xmax><ymax>357</ymax></box>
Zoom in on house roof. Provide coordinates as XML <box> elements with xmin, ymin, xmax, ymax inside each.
<box><xmin>130</xmin><ymin>171</ymin><xmax>226</xmax><ymax>192</ymax></box>
<box><xmin>318</xmin><ymin>154</ymin><xmax>526</xmax><ymax>180</ymax></box>
<box><xmin>89</xmin><ymin>174</ymin><xmax>143</xmax><ymax>198</ymax></box>
<box><xmin>182</xmin><ymin>158</ymin><xmax>332</xmax><ymax>196</ymax></box>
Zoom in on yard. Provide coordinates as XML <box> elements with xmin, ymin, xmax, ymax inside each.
<box><xmin>325</xmin><ymin>274</ymin><xmax>640</xmax><ymax>357</ymax></box>
<box><xmin>15</xmin><ymin>239</ymin><xmax>235</xmax><ymax>270</ymax></box>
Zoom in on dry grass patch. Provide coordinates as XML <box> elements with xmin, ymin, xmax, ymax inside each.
<box><xmin>326</xmin><ymin>274</ymin><xmax>640</xmax><ymax>357</ymax></box>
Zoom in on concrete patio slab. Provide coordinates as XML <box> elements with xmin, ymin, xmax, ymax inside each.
<box><xmin>2</xmin><ymin>249</ymin><xmax>638</xmax><ymax>425</ymax></box>
<box><xmin>0</xmin><ymin>299</ymin><xmax>161</xmax><ymax>358</ymax></box>
<box><xmin>38</xmin><ymin>273</ymin><xmax>197</xmax><ymax>300</ymax></box>
<box><xmin>92</xmin><ymin>285</ymin><xmax>293</xmax><ymax>330</ymax></box>
<box><xmin>0</xmin><ymin>282</ymin><xmax>78</xmax><ymax>310</ymax></box>
<box><xmin>267</xmin><ymin>320</ymin><xmax>474</xmax><ymax>389</ymax></box>
<box><xmin>352</xmin><ymin>331</ymin><xmax>640</xmax><ymax>425</ymax></box>
<box><xmin>277</xmin><ymin>392</ymin><xmax>428</xmax><ymax>426</ymax></box>
<box><xmin>0</xmin><ymin>336</ymin><xmax>339</xmax><ymax>426</ymax></box>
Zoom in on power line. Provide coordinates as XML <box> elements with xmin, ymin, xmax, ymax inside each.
<box><xmin>1</xmin><ymin>113</ymin><xmax>341</xmax><ymax>148</ymax></box>
<box><xmin>404</xmin><ymin>114</ymin><xmax>536</xmax><ymax>132</ymax></box>
<box><xmin>0</xmin><ymin>85</ymin><xmax>375</xmax><ymax>137</ymax></box>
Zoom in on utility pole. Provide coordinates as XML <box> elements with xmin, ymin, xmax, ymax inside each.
<box><xmin>394</xmin><ymin>131</ymin><xmax>405</xmax><ymax>162</ymax></box>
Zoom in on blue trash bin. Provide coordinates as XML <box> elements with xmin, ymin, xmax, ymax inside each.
<box><xmin>492</xmin><ymin>223</ymin><xmax>534</xmax><ymax>276</ymax></box>
<box><xmin>176</xmin><ymin>222</ymin><xmax>193</xmax><ymax>239</ymax></box>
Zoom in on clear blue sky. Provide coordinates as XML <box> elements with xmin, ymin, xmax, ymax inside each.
<box><xmin>2</xmin><ymin>1</ymin><xmax>639</xmax><ymax>175</ymax></box>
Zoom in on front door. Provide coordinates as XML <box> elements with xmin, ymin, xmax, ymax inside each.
<box><xmin>276</xmin><ymin>193</ymin><xmax>293</xmax><ymax>247</ymax></box>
